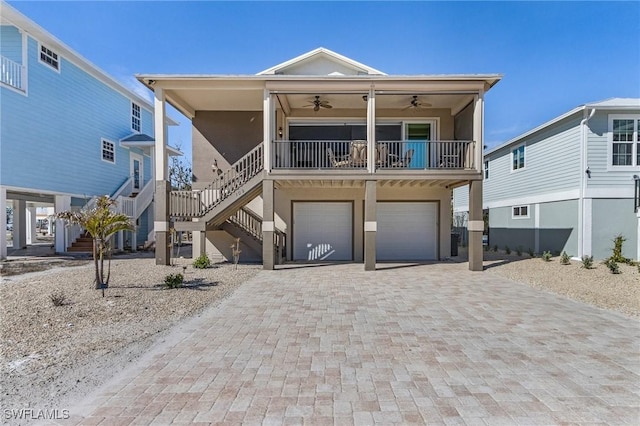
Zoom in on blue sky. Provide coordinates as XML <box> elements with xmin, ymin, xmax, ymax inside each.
<box><xmin>8</xmin><ymin>1</ymin><xmax>640</xmax><ymax>160</ymax></box>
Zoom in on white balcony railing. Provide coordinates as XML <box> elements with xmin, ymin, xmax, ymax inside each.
<box><xmin>1</xmin><ymin>55</ymin><xmax>25</xmax><ymax>91</ymax></box>
<box><xmin>271</xmin><ymin>140</ymin><xmax>476</xmax><ymax>170</ymax></box>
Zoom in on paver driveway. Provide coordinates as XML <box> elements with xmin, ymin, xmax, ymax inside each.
<box><xmin>67</xmin><ymin>263</ymin><xmax>639</xmax><ymax>425</ymax></box>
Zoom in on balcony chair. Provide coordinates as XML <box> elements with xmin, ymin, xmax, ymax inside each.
<box><xmin>350</xmin><ymin>140</ymin><xmax>368</xmax><ymax>167</ymax></box>
<box><xmin>327</xmin><ymin>148</ymin><xmax>351</xmax><ymax>168</ymax></box>
<box><xmin>390</xmin><ymin>148</ymin><xmax>414</xmax><ymax>167</ymax></box>
<box><xmin>376</xmin><ymin>143</ymin><xmax>389</xmax><ymax>167</ymax></box>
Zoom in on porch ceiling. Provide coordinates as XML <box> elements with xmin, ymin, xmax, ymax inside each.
<box><xmin>138</xmin><ymin>75</ymin><xmax>500</xmax><ymax>118</ymax></box>
<box><xmin>163</xmin><ymin>89</ymin><xmax>475</xmax><ymax>117</ymax></box>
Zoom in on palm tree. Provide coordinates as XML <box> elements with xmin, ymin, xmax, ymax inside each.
<box><xmin>57</xmin><ymin>196</ymin><xmax>133</xmax><ymax>296</ymax></box>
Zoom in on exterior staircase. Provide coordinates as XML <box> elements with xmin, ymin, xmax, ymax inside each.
<box><xmin>67</xmin><ymin>232</ymin><xmax>93</xmax><ymax>252</ymax></box>
<box><xmin>66</xmin><ymin>176</ymin><xmax>154</xmax><ymax>252</ymax></box>
<box><xmin>170</xmin><ymin>144</ymin><xmax>285</xmax><ymax>262</ymax></box>
<box><xmin>172</xmin><ymin>144</ymin><xmax>265</xmax><ymax>231</ymax></box>
<box><xmin>222</xmin><ymin>207</ymin><xmax>286</xmax><ymax>263</ymax></box>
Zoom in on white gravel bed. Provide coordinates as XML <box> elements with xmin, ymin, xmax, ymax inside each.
<box><xmin>475</xmin><ymin>249</ymin><xmax>640</xmax><ymax>317</ymax></box>
<box><xmin>0</xmin><ymin>257</ymin><xmax>260</xmax><ymax>419</ymax></box>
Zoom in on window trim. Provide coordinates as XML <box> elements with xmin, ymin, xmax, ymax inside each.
<box><xmin>512</xmin><ymin>205</ymin><xmax>530</xmax><ymax>219</ymax></box>
<box><xmin>38</xmin><ymin>42</ymin><xmax>60</xmax><ymax>73</ymax></box>
<box><xmin>511</xmin><ymin>144</ymin><xmax>526</xmax><ymax>172</ymax></box>
<box><xmin>608</xmin><ymin>114</ymin><xmax>640</xmax><ymax>171</ymax></box>
<box><xmin>131</xmin><ymin>102</ymin><xmax>141</xmax><ymax>133</ymax></box>
<box><xmin>101</xmin><ymin>138</ymin><xmax>116</xmax><ymax>164</ymax></box>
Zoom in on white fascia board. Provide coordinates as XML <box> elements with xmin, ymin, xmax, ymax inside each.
<box><xmin>485</xmin><ymin>106</ymin><xmax>585</xmax><ymax>157</ymax></box>
<box><xmin>584</xmin><ymin>187</ymin><xmax>635</xmax><ymax>199</ymax></box>
<box><xmin>3</xmin><ymin>185</ymin><xmax>91</xmax><ymax>201</ymax></box>
<box><xmin>483</xmin><ymin>189</ymin><xmax>580</xmax><ymax>209</ymax></box>
<box><xmin>256</xmin><ymin>47</ymin><xmax>387</xmax><ymax>76</ymax></box>
<box><xmin>2</xmin><ymin>2</ymin><xmax>155</xmax><ymax>111</ymax></box>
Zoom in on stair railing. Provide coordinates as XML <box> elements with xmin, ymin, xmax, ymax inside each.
<box><xmin>171</xmin><ymin>143</ymin><xmax>263</xmax><ymax>219</ymax></box>
<box><xmin>228</xmin><ymin>207</ymin><xmax>263</xmax><ymax>241</ymax></box>
<box><xmin>228</xmin><ymin>207</ymin><xmax>287</xmax><ymax>264</ymax></box>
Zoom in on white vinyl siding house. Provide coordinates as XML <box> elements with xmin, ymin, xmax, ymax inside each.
<box><xmin>453</xmin><ymin>98</ymin><xmax>640</xmax><ymax>261</ymax></box>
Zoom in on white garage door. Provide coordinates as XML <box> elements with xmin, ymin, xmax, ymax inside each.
<box><xmin>293</xmin><ymin>202</ymin><xmax>353</xmax><ymax>261</ymax></box>
<box><xmin>376</xmin><ymin>202</ymin><xmax>438</xmax><ymax>261</ymax></box>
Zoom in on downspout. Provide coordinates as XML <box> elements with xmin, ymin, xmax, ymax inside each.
<box><xmin>577</xmin><ymin>107</ymin><xmax>596</xmax><ymax>258</ymax></box>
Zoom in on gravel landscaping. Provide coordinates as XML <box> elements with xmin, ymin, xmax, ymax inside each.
<box><xmin>1</xmin><ymin>248</ymin><xmax>637</xmax><ymax>421</ymax></box>
<box><xmin>463</xmin><ymin>247</ymin><xmax>640</xmax><ymax>318</ymax></box>
<box><xmin>0</xmin><ymin>255</ymin><xmax>260</xmax><ymax>419</ymax></box>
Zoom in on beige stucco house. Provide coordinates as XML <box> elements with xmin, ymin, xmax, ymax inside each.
<box><xmin>139</xmin><ymin>48</ymin><xmax>501</xmax><ymax>270</ymax></box>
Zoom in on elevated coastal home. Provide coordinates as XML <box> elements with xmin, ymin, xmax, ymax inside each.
<box><xmin>454</xmin><ymin>98</ymin><xmax>640</xmax><ymax>260</ymax></box>
<box><xmin>0</xmin><ymin>2</ymin><xmax>180</xmax><ymax>259</ymax></box>
<box><xmin>140</xmin><ymin>48</ymin><xmax>501</xmax><ymax>270</ymax></box>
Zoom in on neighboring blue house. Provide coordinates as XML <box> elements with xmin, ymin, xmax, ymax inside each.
<box><xmin>454</xmin><ymin>98</ymin><xmax>640</xmax><ymax>261</ymax></box>
<box><xmin>0</xmin><ymin>2</ymin><xmax>179</xmax><ymax>259</ymax></box>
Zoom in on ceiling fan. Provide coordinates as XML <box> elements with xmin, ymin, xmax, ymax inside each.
<box><xmin>304</xmin><ymin>95</ymin><xmax>333</xmax><ymax>112</ymax></box>
<box><xmin>402</xmin><ymin>95</ymin><xmax>432</xmax><ymax>110</ymax></box>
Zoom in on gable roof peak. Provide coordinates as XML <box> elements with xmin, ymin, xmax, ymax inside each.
<box><xmin>257</xmin><ymin>47</ymin><xmax>386</xmax><ymax>76</ymax></box>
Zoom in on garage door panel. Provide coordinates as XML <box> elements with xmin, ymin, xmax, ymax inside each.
<box><xmin>377</xmin><ymin>202</ymin><xmax>437</xmax><ymax>261</ymax></box>
<box><xmin>293</xmin><ymin>202</ymin><xmax>352</xmax><ymax>261</ymax></box>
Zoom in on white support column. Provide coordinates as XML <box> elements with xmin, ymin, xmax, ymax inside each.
<box><xmin>473</xmin><ymin>91</ymin><xmax>484</xmax><ymax>171</ymax></box>
<box><xmin>367</xmin><ymin>86</ymin><xmax>376</xmax><ymax>174</ymax></box>
<box><xmin>47</xmin><ymin>215</ymin><xmax>54</xmax><ymax>235</ymax></box>
<box><xmin>582</xmin><ymin>198</ymin><xmax>592</xmax><ymax>258</ymax></box>
<box><xmin>534</xmin><ymin>203</ymin><xmax>540</xmax><ymax>254</ymax></box>
<box><xmin>26</xmin><ymin>206</ymin><xmax>36</xmax><ymax>245</ymax></box>
<box><xmin>13</xmin><ymin>200</ymin><xmax>26</xmax><ymax>249</ymax></box>
<box><xmin>263</xmin><ymin>89</ymin><xmax>273</xmax><ymax>172</ymax></box>
<box><xmin>131</xmin><ymin>229</ymin><xmax>137</xmax><ymax>252</ymax></box>
<box><xmin>0</xmin><ymin>186</ymin><xmax>7</xmax><ymax>259</ymax></box>
<box><xmin>636</xmin><ymin>212</ymin><xmax>640</xmax><ymax>262</ymax></box>
<box><xmin>154</xmin><ymin>88</ymin><xmax>168</xmax><ymax>182</ymax></box>
<box><xmin>154</xmin><ymin>87</ymin><xmax>171</xmax><ymax>265</ymax></box>
<box><xmin>117</xmin><ymin>230</ymin><xmax>124</xmax><ymax>251</ymax></box>
<box><xmin>54</xmin><ymin>195</ymin><xmax>71</xmax><ymax>253</ymax></box>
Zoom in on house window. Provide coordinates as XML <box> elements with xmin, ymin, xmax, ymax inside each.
<box><xmin>610</xmin><ymin>116</ymin><xmax>640</xmax><ymax>168</ymax></box>
<box><xmin>512</xmin><ymin>145</ymin><xmax>525</xmax><ymax>170</ymax></box>
<box><xmin>512</xmin><ymin>205</ymin><xmax>529</xmax><ymax>218</ymax></box>
<box><xmin>39</xmin><ymin>44</ymin><xmax>59</xmax><ymax>71</ymax></box>
<box><xmin>101</xmin><ymin>139</ymin><xmax>115</xmax><ymax>163</ymax></box>
<box><xmin>484</xmin><ymin>160</ymin><xmax>489</xmax><ymax>179</ymax></box>
<box><xmin>132</xmin><ymin>103</ymin><xmax>141</xmax><ymax>132</ymax></box>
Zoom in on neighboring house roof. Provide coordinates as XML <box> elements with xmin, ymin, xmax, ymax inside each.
<box><xmin>120</xmin><ymin>133</ymin><xmax>183</xmax><ymax>156</ymax></box>
<box><xmin>485</xmin><ymin>97</ymin><xmax>640</xmax><ymax>156</ymax></box>
<box><xmin>257</xmin><ymin>47</ymin><xmax>387</xmax><ymax>76</ymax></box>
<box><xmin>0</xmin><ymin>1</ymin><xmax>162</xmax><ymax>117</ymax></box>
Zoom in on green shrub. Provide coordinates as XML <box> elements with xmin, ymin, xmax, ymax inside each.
<box><xmin>164</xmin><ymin>273</ymin><xmax>184</xmax><ymax>288</ymax></box>
<box><xmin>50</xmin><ymin>290</ymin><xmax>67</xmax><ymax>307</ymax></box>
<box><xmin>505</xmin><ymin>246</ymin><xmax>511</xmax><ymax>255</ymax></box>
<box><xmin>193</xmin><ymin>253</ymin><xmax>211</xmax><ymax>269</ymax></box>
<box><xmin>560</xmin><ymin>251</ymin><xmax>571</xmax><ymax>265</ymax></box>
<box><xmin>492</xmin><ymin>244</ymin><xmax>498</xmax><ymax>252</ymax></box>
<box><xmin>604</xmin><ymin>259</ymin><xmax>620</xmax><ymax>274</ymax></box>
<box><xmin>581</xmin><ymin>255</ymin><xmax>594</xmax><ymax>269</ymax></box>
<box><xmin>542</xmin><ymin>251</ymin><xmax>552</xmax><ymax>262</ymax></box>
<box><xmin>528</xmin><ymin>248</ymin><xmax>535</xmax><ymax>258</ymax></box>
<box><xmin>609</xmin><ymin>235</ymin><xmax>630</xmax><ymax>264</ymax></box>
<box><xmin>516</xmin><ymin>246</ymin><xmax>523</xmax><ymax>256</ymax></box>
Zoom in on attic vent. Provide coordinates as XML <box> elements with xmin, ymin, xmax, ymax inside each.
<box><xmin>328</xmin><ymin>71</ymin><xmax>345</xmax><ymax>76</ymax></box>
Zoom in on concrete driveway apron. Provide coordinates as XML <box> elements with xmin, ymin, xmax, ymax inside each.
<box><xmin>67</xmin><ymin>263</ymin><xmax>639</xmax><ymax>425</ymax></box>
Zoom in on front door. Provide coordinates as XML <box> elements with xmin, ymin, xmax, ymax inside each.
<box><xmin>130</xmin><ymin>153</ymin><xmax>143</xmax><ymax>191</ymax></box>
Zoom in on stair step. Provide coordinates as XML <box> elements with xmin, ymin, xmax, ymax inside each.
<box><xmin>67</xmin><ymin>246</ymin><xmax>92</xmax><ymax>252</ymax></box>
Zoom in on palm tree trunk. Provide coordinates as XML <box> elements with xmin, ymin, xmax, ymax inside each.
<box><xmin>93</xmin><ymin>238</ymin><xmax>101</xmax><ymax>290</ymax></box>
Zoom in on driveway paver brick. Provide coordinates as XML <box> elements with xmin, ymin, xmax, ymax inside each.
<box><xmin>65</xmin><ymin>263</ymin><xmax>639</xmax><ymax>425</ymax></box>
